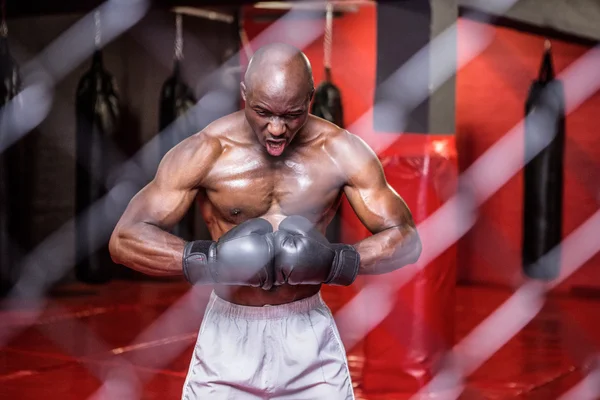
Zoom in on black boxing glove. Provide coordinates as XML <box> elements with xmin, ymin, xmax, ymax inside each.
<box><xmin>273</xmin><ymin>215</ymin><xmax>360</xmax><ymax>286</ymax></box>
<box><xmin>182</xmin><ymin>218</ymin><xmax>275</xmax><ymax>290</ymax></box>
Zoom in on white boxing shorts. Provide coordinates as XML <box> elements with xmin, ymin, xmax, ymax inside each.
<box><xmin>182</xmin><ymin>291</ymin><xmax>355</xmax><ymax>400</ymax></box>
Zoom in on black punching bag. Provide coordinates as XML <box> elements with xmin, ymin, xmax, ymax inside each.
<box><xmin>75</xmin><ymin>50</ymin><xmax>120</xmax><ymax>284</ymax></box>
<box><xmin>159</xmin><ymin>60</ymin><xmax>196</xmax><ymax>150</ymax></box>
<box><xmin>311</xmin><ymin>67</ymin><xmax>344</xmax><ymax>128</ymax></box>
<box><xmin>311</xmin><ymin>5</ymin><xmax>344</xmax><ymax>243</ymax></box>
<box><xmin>158</xmin><ymin>14</ymin><xmax>197</xmax><ymax>241</ymax></box>
<box><xmin>158</xmin><ymin>60</ymin><xmax>196</xmax><ymax>240</ymax></box>
<box><xmin>312</xmin><ymin>68</ymin><xmax>344</xmax><ymax>243</ymax></box>
<box><xmin>522</xmin><ymin>42</ymin><xmax>565</xmax><ymax>280</ymax></box>
<box><xmin>0</xmin><ymin>28</ymin><xmax>23</xmax><ymax>295</ymax></box>
<box><xmin>311</xmin><ymin>4</ymin><xmax>344</xmax><ymax>129</ymax></box>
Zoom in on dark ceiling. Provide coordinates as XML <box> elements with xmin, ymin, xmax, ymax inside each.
<box><xmin>3</xmin><ymin>0</ymin><xmax>417</xmax><ymax>20</ymax></box>
<box><xmin>3</xmin><ymin>0</ymin><xmax>408</xmax><ymax>19</ymax></box>
<box><xmin>4</xmin><ymin>0</ymin><xmax>261</xmax><ymax>19</ymax></box>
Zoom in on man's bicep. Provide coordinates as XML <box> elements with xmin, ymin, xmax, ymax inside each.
<box><xmin>344</xmin><ymin>167</ymin><xmax>414</xmax><ymax>234</ymax></box>
<box><xmin>122</xmin><ymin>181</ymin><xmax>197</xmax><ymax>231</ymax></box>
<box><xmin>341</xmin><ymin>136</ymin><xmax>414</xmax><ymax>234</ymax></box>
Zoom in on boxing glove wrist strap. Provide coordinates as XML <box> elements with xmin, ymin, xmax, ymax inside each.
<box><xmin>325</xmin><ymin>244</ymin><xmax>360</xmax><ymax>286</ymax></box>
<box><xmin>182</xmin><ymin>240</ymin><xmax>216</xmax><ymax>284</ymax></box>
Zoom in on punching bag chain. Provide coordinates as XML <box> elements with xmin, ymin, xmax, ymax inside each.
<box><xmin>94</xmin><ymin>10</ymin><xmax>101</xmax><ymax>48</ymax></box>
<box><xmin>175</xmin><ymin>13</ymin><xmax>183</xmax><ymax>61</ymax></box>
<box><xmin>324</xmin><ymin>3</ymin><xmax>333</xmax><ymax>69</ymax></box>
<box><xmin>0</xmin><ymin>0</ymin><xmax>7</xmax><ymax>37</ymax></box>
<box><xmin>239</xmin><ymin>15</ymin><xmax>253</xmax><ymax>62</ymax></box>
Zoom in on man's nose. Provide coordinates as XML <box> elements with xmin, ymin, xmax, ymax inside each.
<box><xmin>267</xmin><ymin>117</ymin><xmax>286</xmax><ymax>137</ymax></box>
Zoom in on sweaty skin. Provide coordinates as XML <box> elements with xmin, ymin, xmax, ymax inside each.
<box><xmin>109</xmin><ymin>43</ymin><xmax>421</xmax><ymax>306</ymax></box>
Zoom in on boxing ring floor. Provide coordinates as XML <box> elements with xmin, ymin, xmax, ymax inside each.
<box><xmin>1</xmin><ymin>280</ymin><xmax>598</xmax><ymax>399</ymax></box>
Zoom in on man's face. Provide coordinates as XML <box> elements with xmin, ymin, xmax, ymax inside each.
<box><xmin>242</xmin><ymin>79</ymin><xmax>313</xmax><ymax>157</ymax></box>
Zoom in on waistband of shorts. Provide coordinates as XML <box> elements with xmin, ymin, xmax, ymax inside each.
<box><xmin>208</xmin><ymin>291</ymin><xmax>326</xmax><ymax>320</ymax></box>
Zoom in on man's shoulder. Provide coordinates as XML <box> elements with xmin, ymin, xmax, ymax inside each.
<box><xmin>308</xmin><ymin>116</ymin><xmax>350</xmax><ymax>145</ymax></box>
<box><xmin>167</xmin><ymin>114</ymin><xmax>241</xmax><ymax>165</ymax></box>
<box><xmin>309</xmin><ymin>118</ymin><xmax>365</xmax><ymax>155</ymax></box>
<box><xmin>194</xmin><ymin>110</ymin><xmax>245</xmax><ymax>141</ymax></box>
<box><xmin>183</xmin><ymin>110</ymin><xmax>247</xmax><ymax>153</ymax></box>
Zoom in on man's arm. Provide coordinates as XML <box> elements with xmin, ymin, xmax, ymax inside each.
<box><xmin>109</xmin><ymin>134</ymin><xmax>221</xmax><ymax>276</ymax></box>
<box><xmin>332</xmin><ymin>131</ymin><xmax>422</xmax><ymax>275</ymax></box>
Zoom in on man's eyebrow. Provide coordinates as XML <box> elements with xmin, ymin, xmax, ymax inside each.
<box><xmin>289</xmin><ymin>106</ymin><xmax>306</xmax><ymax>112</ymax></box>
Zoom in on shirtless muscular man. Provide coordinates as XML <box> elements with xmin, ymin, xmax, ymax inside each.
<box><xmin>110</xmin><ymin>43</ymin><xmax>422</xmax><ymax>400</ymax></box>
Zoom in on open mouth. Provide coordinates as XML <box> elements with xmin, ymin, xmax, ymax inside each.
<box><xmin>266</xmin><ymin>140</ymin><xmax>286</xmax><ymax>156</ymax></box>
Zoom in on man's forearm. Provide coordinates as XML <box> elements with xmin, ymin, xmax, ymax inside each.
<box><xmin>353</xmin><ymin>226</ymin><xmax>422</xmax><ymax>275</ymax></box>
<box><xmin>109</xmin><ymin>222</ymin><xmax>187</xmax><ymax>276</ymax></box>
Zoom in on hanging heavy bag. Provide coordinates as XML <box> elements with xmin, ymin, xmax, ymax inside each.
<box><xmin>311</xmin><ymin>68</ymin><xmax>344</xmax><ymax>244</ymax></box>
<box><xmin>158</xmin><ymin>14</ymin><xmax>197</xmax><ymax>241</ymax></box>
<box><xmin>0</xmin><ymin>37</ymin><xmax>18</xmax><ymax>103</ymax></box>
<box><xmin>311</xmin><ymin>67</ymin><xmax>344</xmax><ymax>129</ymax></box>
<box><xmin>159</xmin><ymin>59</ymin><xmax>197</xmax><ymax>151</ymax></box>
<box><xmin>0</xmin><ymin>29</ymin><xmax>32</xmax><ymax>295</ymax></box>
<box><xmin>158</xmin><ymin>60</ymin><xmax>197</xmax><ymax>241</ymax></box>
<box><xmin>311</xmin><ymin>6</ymin><xmax>344</xmax><ymax>243</ymax></box>
<box><xmin>0</xmin><ymin>32</ymin><xmax>18</xmax><ymax>294</ymax></box>
<box><xmin>312</xmin><ymin>5</ymin><xmax>344</xmax><ymax>243</ymax></box>
<box><xmin>75</xmin><ymin>50</ymin><xmax>120</xmax><ymax>284</ymax></box>
<box><xmin>522</xmin><ymin>42</ymin><xmax>565</xmax><ymax>281</ymax></box>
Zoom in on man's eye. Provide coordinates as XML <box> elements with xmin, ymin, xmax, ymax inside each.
<box><xmin>256</xmin><ymin>110</ymin><xmax>268</xmax><ymax>116</ymax></box>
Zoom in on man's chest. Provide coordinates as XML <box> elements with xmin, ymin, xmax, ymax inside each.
<box><xmin>202</xmin><ymin>152</ymin><xmax>344</xmax><ymax>221</ymax></box>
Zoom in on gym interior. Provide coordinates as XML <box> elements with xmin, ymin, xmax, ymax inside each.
<box><xmin>1</xmin><ymin>0</ymin><xmax>600</xmax><ymax>398</ymax></box>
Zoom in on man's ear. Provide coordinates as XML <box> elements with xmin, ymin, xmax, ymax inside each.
<box><xmin>308</xmin><ymin>88</ymin><xmax>315</xmax><ymax>103</ymax></box>
<box><xmin>240</xmin><ymin>81</ymin><xmax>247</xmax><ymax>102</ymax></box>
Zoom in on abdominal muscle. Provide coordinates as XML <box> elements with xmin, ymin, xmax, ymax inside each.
<box><xmin>214</xmin><ymin>284</ymin><xmax>322</xmax><ymax>306</ymax></box>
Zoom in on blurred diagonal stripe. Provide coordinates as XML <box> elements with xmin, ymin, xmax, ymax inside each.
<box><xmin>2</xmin><ymin>2</ymin><xmax>599</xmax><ymax>398</ymax></box>
<box><xmin>71</xmin><ymin>2</ymin><xmax>596</xmax><ymax>394</ymax></box>
<box><xmin>24</xmin><ymin>0</ymin><xmax>150</xmax><ymax>84</ymax></box>
<box><xmin>0</xmin><ymin>7</ymin><xmax>327</xmax><ymax>396</ymax></box>
<box><xmin>1</xmin><ymin>1</ymin><xmax>325</xmax><ymax>305</ymax></box>
<box><xmin>0</xmin><ymin>0</ymin><xmax>150</xmax><ymax>154</ymax></box>
<box><xmin>334</xmin><ymin>43</ymin><xmax>600</xmax><ymax>355</ymax></box>
<box><xmin>1</xmin><ymin>0</ymin><xmax>503</xmax><ymax>317</ymax></box>
<box><xmin>348</xmin><ymin>0</ymin><xmax>520</xmax><ymax>154</ymax></box>
<box><xmin>557</xmin><ymin>361</ymin><xmax>600</xmax><ymax>400</ymax></box>
<box><xmin>87</xmin><ymin>286</ymin><xmax>214</xmax><ymax>399</ymax></box>
<box><xmin>564</xmin><ymin>137</ymin><xmax>600</xmax><ymax>205</ymax></box>
<box><xmin>412</xmin><ymin>208</ymin><xmax>600</xmax><ymax>398</ymax></box>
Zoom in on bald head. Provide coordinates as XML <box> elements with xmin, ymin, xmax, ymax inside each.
<box><xmin>241</xmin><ymin>44</ymin><xmax>316</xmax><ymax>156</ymax></box>
<box><xmin>244</xmin><ymin>43</ymin><xmax>314</xmax><ymax>95</ymax></box>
